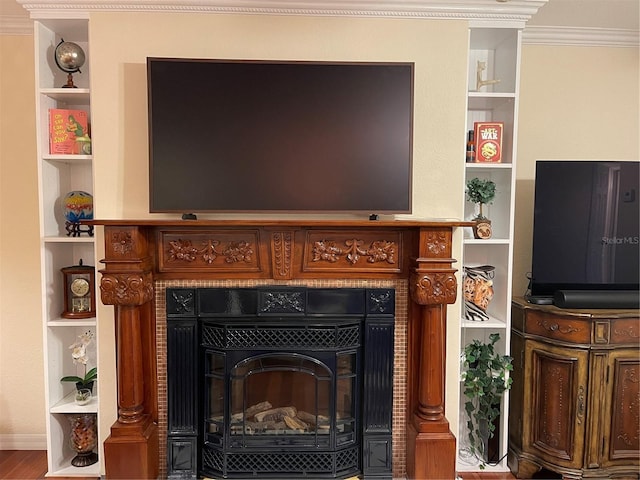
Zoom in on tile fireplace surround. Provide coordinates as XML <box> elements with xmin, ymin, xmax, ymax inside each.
<box><xmin>93</xmin><ymin>219</ymin><xmax>470</xmax><ymax>479</ymax></box>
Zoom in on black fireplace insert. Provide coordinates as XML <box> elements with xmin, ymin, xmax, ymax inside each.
<box><xmin>165</xmin><ymin>287</ymin><xmax>395</xmax><ymax>479</ymax></box>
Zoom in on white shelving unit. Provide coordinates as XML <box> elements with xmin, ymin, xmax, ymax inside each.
<box><xmin>457</xmin><ymin>24</ymin><xmax>521</xmax><ymax>473</ymax></box>
<box><xmin>33</xmin><ymin>17</ymin><xmax>100</xmax><ymax>477</ymax></box>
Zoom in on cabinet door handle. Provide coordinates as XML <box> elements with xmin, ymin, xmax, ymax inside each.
<box><xmin>577</xmin><ymin>385</ymin><xmax>585</xmax><ymax>424</ymax></box>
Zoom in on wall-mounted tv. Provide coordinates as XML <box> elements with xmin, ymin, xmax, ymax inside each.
<box><xmin>147</xmin><ymin>58</ymin><xmax>414</xmax><ymax>215</ymax></box>
<box><xmin>529</xmin><ymin>160</ymin><xmax>639</xmax><ymax>308</ymax></box>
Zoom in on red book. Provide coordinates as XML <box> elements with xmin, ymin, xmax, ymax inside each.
<box><xmin>474</xmin><ymin>122</ymin><xmax>503</xmax><ymax>163</ymax></box>
<box><xmin>49</xmin><ymin>109</ymin><xmax>89</xmax><ymax>154</ymax></box>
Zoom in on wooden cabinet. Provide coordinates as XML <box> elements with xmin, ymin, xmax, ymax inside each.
<box><xmin>509</xmin><ymin>298</ymin><xmax>640</xmax><ymax>479</ymax></box>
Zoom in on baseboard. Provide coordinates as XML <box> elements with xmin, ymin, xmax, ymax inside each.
<box><xmin>0</xmin><ymin>433</ymin><xmax>47</xmax><ymax>450</ymax></box>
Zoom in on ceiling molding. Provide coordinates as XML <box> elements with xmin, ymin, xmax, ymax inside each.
<box><xmin>6</xmin><ymin>0</ymin><xmax>640</xmax><ymax>47</ymax></box>
<box><xmin>0</xmin><ymin>14</ymin><xmax>32</xmax><ymax>34</ymax></box>
<box><xmin>17</xmin><ymin>0</ymin><xmax>546</xmax><ymax>22</ymax></box>
<box><xmin>523</xmin><ymin>26</ymin><xmax>640</xmax><ymax>47</ymax></box>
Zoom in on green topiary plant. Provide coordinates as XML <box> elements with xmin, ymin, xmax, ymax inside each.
<box><xmin>465</xmin><ymin>177</ymin><xmax>496</xmax><ymax>220</ymax></box>
<box><xmin>461</xmin><ymin>333</ymin><xmax>512</xmax><ymax>466</ymax></box>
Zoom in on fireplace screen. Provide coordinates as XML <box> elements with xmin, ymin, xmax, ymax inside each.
<box><xmin>166</xmin><ymin>287</ymin><xmax>394</xmax><ymax>479</ymax></box>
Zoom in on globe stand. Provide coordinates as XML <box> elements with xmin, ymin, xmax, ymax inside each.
<box><xmin>66</xmin><ymin>221</ymin><xmax>94</xmax><ymax>237</ymax></box>
<box><xmin>63</xmin><ymin>72</ymin><xmax>78</xmax><ymax>88</ymax></box>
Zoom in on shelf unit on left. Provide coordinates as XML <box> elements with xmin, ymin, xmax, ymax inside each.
<box><xmin>33</xmin><ymin>17</ymin><xmax>100</xmax><ymax>477</ymax></box>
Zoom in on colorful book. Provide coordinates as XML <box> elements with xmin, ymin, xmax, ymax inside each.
<box><xmin>49</xmin><ymin>109</ymin><xmax>89</xmax><ymax>154</ymax></box>
<box><xmin>474</xmin><ymin>122</ymin><xmax>503</xmax><ymax>163</ymax></box>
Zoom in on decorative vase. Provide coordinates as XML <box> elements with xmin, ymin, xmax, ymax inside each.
<box><xmin>63</xmin><ymin>190</ymin><xmax>93</xmax><ymax>223</ymax></box>
<box><xmin>67</xmin><ymin>413</ymin><xmax>98</xmax><ymax>467</ymax></box>
<box><xmin>74</xmin><ymin>388</ymin><xmax>92</xmax><ymax>406</ymax></box>
<box><xmin>463</xmin><ymin>265</ymin><xmax>495</xmax><ymax>321</ymax></box>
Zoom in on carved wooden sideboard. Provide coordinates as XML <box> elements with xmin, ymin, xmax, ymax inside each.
<box><xmin>509</xmin><ymin>297</ymin><xmax>640</xmax><ymax>479</ymax></box>
<box><xmin>91</xmin><ymin>219</ymin><xmax>471</xmax><ymax>479</ymax></box>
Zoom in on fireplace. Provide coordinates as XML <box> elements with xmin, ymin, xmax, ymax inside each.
<box><xmin>166</xmin><ymin>287</ymin><xmax>395</xmax><ymax>479</ymax></box>
<box><xmin>95</xmin><ymin>219</ymin><xmax>469</xmax><ymax>480</ymax></box>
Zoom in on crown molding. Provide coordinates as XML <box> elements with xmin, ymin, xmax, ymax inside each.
<box><xmin>523</xmin><ymin>26</ymin><xmax>640</xmax><ymax>47</ymax></box>
<box><xmin>7</xmin><ymin>0</ymin><xmax>640</xmax><ymax>47</ymax></box>
<box><xmin>17</xmin><ymin>0</ymin><xmax>546</xmax><ymax>22</ymax></box>
<box><xmin>0</xmin><ymin>14</ymin><xmax>33</xmax><ymax>35</ymax></box>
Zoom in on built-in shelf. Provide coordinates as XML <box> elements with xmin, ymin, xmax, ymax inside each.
<box><xmin>458</xmin><ymin>23</ymin><xmax>521</xmax><ymax>472</ymax></box>
<box><xmin>33</xmin><ymin>17</ymin><xmax>100</xmax><ymax>477</ymax></box>
<box><xmin>50</xmin><ymin>391</ymin><xmax>99</xmax><ymax>414</ymax></box>
<box><xmin>47</xmin><ymin>318</ymin><xmax>96</xmax><ymax>327</ymax></box>
<box><xmin>40</xmin><ymin>88</ymin><xmax>90</xmax><ymax>103</ymax></box>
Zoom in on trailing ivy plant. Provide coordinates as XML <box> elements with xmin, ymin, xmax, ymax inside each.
<box><xmin>461</xmin><ymin>332</ymin><xmax>513</xmax><ymax>467</ymax></box>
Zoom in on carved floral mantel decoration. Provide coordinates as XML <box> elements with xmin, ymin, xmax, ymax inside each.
<box><xmin>167</xmin><ymin>238</ymin><xmax>254</xmax><ymax>264</ymax></box>
<box><xmin>312</xmin><ymin>239</ymin><xmax>396</xmax><ymax>265</ymax></box>
<box><xmin>111</xmin><ymin>231</ymin><xmax>133</xmax><ymax>255</ymax></box>
<box><xmin>424</xmin><ymin>231</ymin><xmax>449</xmax><ymax>258</ymax></box>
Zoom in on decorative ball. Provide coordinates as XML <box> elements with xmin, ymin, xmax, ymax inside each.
<box><xmin>54</xmin><ymin>40</ymin><xmax>86</xmax><ymax>74</ymax></box>
<box><xmin>63</xmin><ymin>191</ymin><xmax>93</xmax><ymax>223</ymax></box>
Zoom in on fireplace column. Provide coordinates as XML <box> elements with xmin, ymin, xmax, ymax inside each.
<box><xmin>406</xmin><ymin>228</ymin><xmax>458</xmax><ymax>479</ymax></box>
<box><xmin>99</xmin><ymin>226</ymin><xmax>159</xmax><ymax>479</ymax></box>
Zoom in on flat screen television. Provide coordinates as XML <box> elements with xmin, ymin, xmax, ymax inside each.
<box><xmin>147</xmin><ymin>58</ymin><xmax>414</xmax><ymax>215</ymax></box>
<box><xmin>529</xmin><ymin>160</ymin><xmax>640</xmax><ymax>308</ymax></box>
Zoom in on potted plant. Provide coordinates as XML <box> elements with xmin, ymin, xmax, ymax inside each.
<box><xmin>461</xmin><ymin>333</ymin><xmax>512</xmax><ymax>466</ymax></box>
<box><xmin>465</xmin><ymin>177</ymin><xmax>496</xmax><ymax>239</ymax></box>
<box><xmin>61</xmin><ymin>330</ymin><xmax>97</xmax><ymax>403</ymax></box>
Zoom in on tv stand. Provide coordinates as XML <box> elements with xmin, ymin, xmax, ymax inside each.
<box><xmin>509</xmin><ymin>298</ymin><xmax>640</xmax><ymax>479</ymax></box>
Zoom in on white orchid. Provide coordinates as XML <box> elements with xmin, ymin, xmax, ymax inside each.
<box><xmin>61</xmin><ymin>330</ymin><xmax>97</xmax><ymax>388</ymax></box>
<box><xmin>69</xmin><ymin>330</ymin><xmax>93</xmax><ymax>365</ymax></box>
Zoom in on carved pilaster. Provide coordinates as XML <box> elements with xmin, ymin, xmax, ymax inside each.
<box><xmin>405</xmin><ymin>227</ymin><xmax>458</xmax><ymax>480</ymax></box>
<box><xmin>101</xmin><ymin>225</ymin><xmax>159</xmax><ymax>479</ymax></box>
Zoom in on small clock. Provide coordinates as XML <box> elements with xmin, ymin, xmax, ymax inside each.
<box><xmin>61</xmin><ymin>260</ymin><xmax>96</xmax><ymax>319</ymax></box>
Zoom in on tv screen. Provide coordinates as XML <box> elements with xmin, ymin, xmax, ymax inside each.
<box><xmin>530</xmin><ymin>160</ymin><xmax>640</xmax><ymax>299</ymax></box>
<box><xmin>147</xmin><ymin>58</ymin><xmax>414</xmax><ymax>214</ymax></box>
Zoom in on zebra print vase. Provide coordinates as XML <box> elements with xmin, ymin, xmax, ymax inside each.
<box><xmin>463</xmin><ymin>265</ymin><xmax>495</xmax><ymax>321</ymax></box>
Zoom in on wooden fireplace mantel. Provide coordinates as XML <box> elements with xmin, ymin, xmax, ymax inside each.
<box><xmin>92</xmin><ymin>218</ymin><xmax>472</xmax><ymax>479</ymax></box>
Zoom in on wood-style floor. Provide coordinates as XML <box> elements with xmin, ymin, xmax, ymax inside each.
<box><xmin>0</xmin><ymin>450</ymin><xmax>563</xmax><ymax>480</ymax></box>
<box><xmin>0</xmin><ymin>450</ymin><xmax>96</xmax><ymax>480</ymax></box>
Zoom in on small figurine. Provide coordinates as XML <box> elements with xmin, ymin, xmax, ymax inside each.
<box><xmin>475</xmin><ymin>61</ymin><xmax>501</xmax><ymax>91</ymax></box>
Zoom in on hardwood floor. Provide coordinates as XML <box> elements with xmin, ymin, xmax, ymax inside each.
<box><xmin>0</xmin><ymin>450</ymin><xmax>562</xmax><ymax>480</ymax></box>
<box><xmin>0</xmin><ymin>451</ymin><xmax>47</xmax><ymax>480</ymax></box>
<box><xmin>0</xmin><ymin>450</ymin><xmax>97</xmax><ymax>480</ymax></box>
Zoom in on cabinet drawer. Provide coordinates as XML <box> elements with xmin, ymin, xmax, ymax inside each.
<box><xmin>610</xmin><ymin>318</ymin><xmax>640</xmax><ymax>345</ymax></box>
<box><xmin>525</xmin><ymin>311</ymin><xmax>590</xmax><ymax>344</ymax></box>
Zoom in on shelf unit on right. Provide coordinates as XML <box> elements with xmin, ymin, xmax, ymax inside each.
<box><xmin>457</xmin><ymin>24</ymin><xmax>522</xmax><ymax>473</ymax></box>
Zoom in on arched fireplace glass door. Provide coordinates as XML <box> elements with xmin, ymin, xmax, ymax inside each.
<box><xmin>229</xmin><ymin>353</ymin><xmax>335</xmax><ymax>446</ymax></box>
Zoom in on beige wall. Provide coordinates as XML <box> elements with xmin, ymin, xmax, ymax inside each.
<box><xmin>1</xmin><ymin>13</ymin><xmax>638</xmax><ymax>453</ymax></box>
<box><xmin>0</xmin><ymin>34</ymin><xmax>46</xmax><ymax>443</ymax></box>
<box><xmin>87</xmin><ymin>12</ymin><xmax>470</xmax><ymax>439</ymax></box>
<box><xmin>514</xmin><ymin>44</ymin><xmax>639</xmax><ymax>297</ymax></box>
